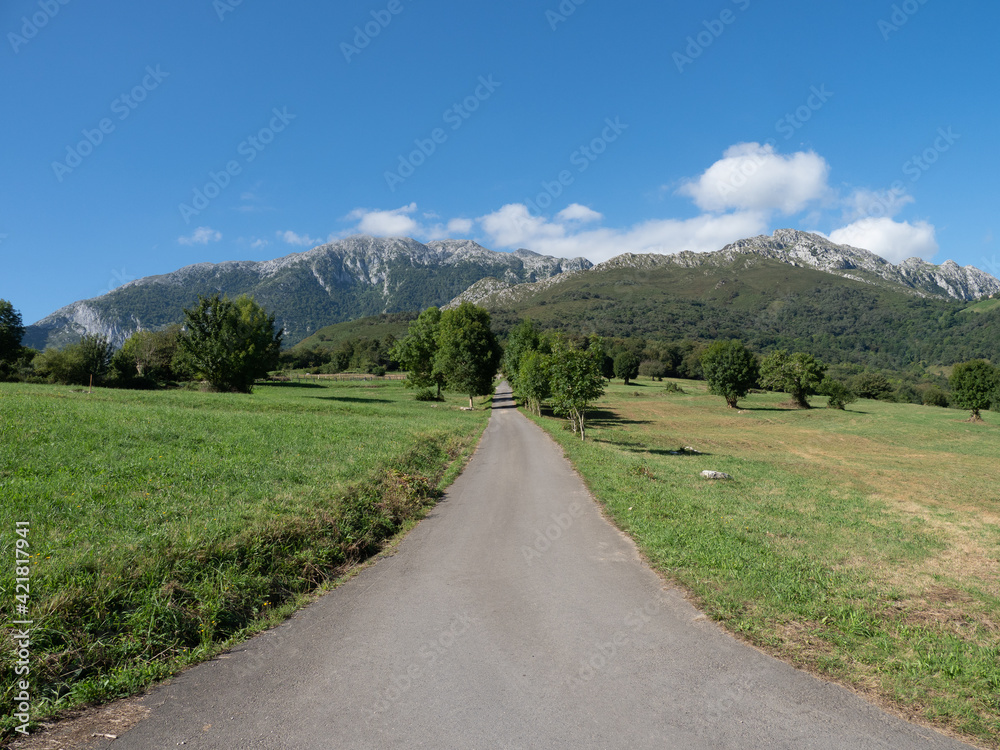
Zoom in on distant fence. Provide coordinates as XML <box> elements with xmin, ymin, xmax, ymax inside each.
<box><xmin>265</xmin><ymin>372</ymin><xmax>406</xmax><ymax>384</ymax></box>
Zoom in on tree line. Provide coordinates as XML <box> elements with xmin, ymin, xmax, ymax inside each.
<box><xmin>3</xmin><ymin>297</ymin><xmax>997</xmax><ymax>421</ymax></box>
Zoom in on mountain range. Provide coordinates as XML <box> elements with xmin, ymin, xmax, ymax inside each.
<box><xmin>23</xmin><ymin>230</ymin><xmax>999</xmax><ymax>353</ymax></box>
<box><xmin>23</xmin><ymin>237</ymin><xmax>591</xmax><ymax>349</ymax></box>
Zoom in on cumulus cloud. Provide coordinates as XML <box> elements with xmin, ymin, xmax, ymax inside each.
<box><xmin>278</xmin><ymin>230</ymin><xmax>323</xmax><ymax>247</ymax></box>
<box><xmin>829</xmin><ymin>217</ymin><xmax>938</xmax><ymax>263</ymax></box>
<box><xmin>178</xmin><ymin>227</ymin><xmax>222</xmax><ymax>245</ymax></box>
<box><xmin>678</xmin><ymin>142</ymin><xmax>830</xmax><ymax>215</ymax></box>
<box><xmin>556</xmin><ymin>204</ymin><xmax>603</xmax><ymax>223</ymax></box>
<box><xmin>251</xmin><ymin>238</ymin><xmax>269</xmax><ymax>249</ymax></box>
<box><xmin>477</xmin><ymin>203</ymin><xmax>767</xmax><ymax>264</ymax></box>
<box><xmin>446</xmin><ymin>218</ymin><xmax>474</xmax><ymax>235</ymax></box>
<box><xmin>843</xmin><ymin>187</ymin><xmax>915</xmax><ymax>222</ymax></box>
<box><xmin>346</xmin><ymin>203</ymin><xmax>420</xmax><ymax>236</ymax></box>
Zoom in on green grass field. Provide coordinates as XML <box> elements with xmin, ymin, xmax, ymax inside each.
<box><xmin>526</xmin><ymin>380</ymin><xmax>1000</xmax><ymax>747</ymax></box>
<box><xmin>0</xmin><ymin>380</ymin><xmax>488</xmax><ymax>737</ymax></box>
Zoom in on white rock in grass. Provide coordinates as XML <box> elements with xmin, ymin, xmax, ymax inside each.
<box><xmin>700</xmin><ymin>470</ymin><xmax>732</xmax><ymax>480</ymax></box>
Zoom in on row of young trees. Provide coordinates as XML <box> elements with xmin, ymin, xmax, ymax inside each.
<box><xmin>501</xmin><ymin>319</ymin><xmax>607</xmax><ymax>440</ymax></box>
<box><xmin>699</xmin><ymin>339</ymin><xmax>1000</xmax><ymax>419</ymax></box>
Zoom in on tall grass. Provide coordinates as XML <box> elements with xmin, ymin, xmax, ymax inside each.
<box><xmin>526</xmin><ymin>380</ymin><xmax>1000</xmax><ymax>747</ymax></box>
<box><xmin>0</xmin><ymin>381</ymin><xmax>488</xmax><ymax>737</ymax></box>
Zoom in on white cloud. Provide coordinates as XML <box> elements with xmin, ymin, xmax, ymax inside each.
<box><xmin>477</xmin><ymin>203</ymin><xmax>767</xmax><ymax>264</ymax></box>
<box><xmin>278</xmin><ymin>230</ymin><xmax>323</xmax><ymax>247</ymax></box>
<box><xmin>446</xmin><ymin>218</ymin><xmax>474</xmax><ymax>235</ymax></box>
<box><xmin>843</xmin><ymin>187</ymin><xmax>914</xmax><ymax>222</ymax></box>
<box><xmin>346</xmin><ymin>203</ymin><xmax>419</xmax><ymax>236</ymax></box>
<box><xmin>251</xmin><ymin>238</ymin><xmax>269</xmax><ymax>249</ymax></box>
<box><xmin>556</xmin><ymin>204</ymin><xmax>603</xmax><ymax>223</ymax></box>
<box><xmin>678</xmin><ymin>142</ymin><xmax>830</xmax><ymax>215</ymax></box>
<box><xmin>829</xmin><ymin>217</ymin><xmax>938</xmax><ymax>263</ymax></box>
<box><xmin>178</xmin><ymin>227</ymin><xmax>222</xmax><ymax>245</ymax></box>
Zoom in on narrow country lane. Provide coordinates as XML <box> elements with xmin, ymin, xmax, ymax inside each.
<box><xmin>105</xmin><ymin>382</ymin><xmax>972</xmax><ymax>749</ymax></box>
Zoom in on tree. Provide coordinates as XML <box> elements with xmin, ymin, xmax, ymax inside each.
<box><xmin>700</xmin><ymin>340</ymin><xmax>759</xmax><ymax>408</ymax></box>
<box><xmin>177</xmin><ymin>294</ymin><xmax>281</xmax><ymax>393</ymax></box>
<box><xmin>638</xmin><ymin>360</ymin><xmax>666</xmax><ymax>381</ymax></box>
<box><xmin>78</xmin><ymin>334</ymin><xmax>114</xmax><ymax>383</ymax></box>
<box><xmin>819</xmin><ymin>378</ymin><xmax>857</xmax><ymax>410</ymax></box>
<box><xmin>614</xmin><ymin>351</ymin><xmax>641</xmax><ymax>385</ymax></box>
<box><xmin>517</xmin><ymin>350</ymin><xmax>551</xmax><ymax>416</ymax></box>
<box><xmin>110</xmin><ymin>326</ymin><xmax>182</xmax><ymax>385</ymax></box>
<box><xmin>549</xmin><ymin>337</ymin><xmax>606</xmax><ymax>440</ymax></box>
<box><xmin>850</xmin><ymin>371</ymin><xmax>894</xmax><ymax>400</ymax></box>
<box><xmin>949</xmin><ymin>360</ymin><xmax>998</xmax><ymax>421</ymax></box>
<box><xmin>759</xmin><ymin>350</ymin><xmax>826</xmax><ymax>408</ymax></box>
<box><xmin>392</xmin><ymin>307</ymin><xmax>445</xmax><ymax>398</ymax></box>
<box><xmin>433</xmin><ymin>302</ymin><xmax>501</xmax><ymax>408</ymax></box>
<box><xmin>502</xmin><ymin>319</ymin><xmax>541</xmax><ymax>379</ymax></box>
<box><xmin>0</xmin><ymin>300</ymin><xmax>25</xmax><ymax>363</ymax></box>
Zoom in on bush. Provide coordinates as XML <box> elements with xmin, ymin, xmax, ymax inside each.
<box><xmin>819</xmin><ymin>378</ymin><xmax>857</xmax><ymax>410</ymax></box>
<box><xmin>664</xmin><ymin>381</ymin><xmax>685</xmax><ymax>394</ymax></box>
<box><xmin>413</xmin><ymin>388</ymin><xmax>440</xmax><ymax>401</ymax></box>
<box><xmin>850</xmin><ymin>371</ymin><xmax>893</xmax><ymax>400</ymax></box>
<box><xmin>922</xmin><ymin>386</ymin><xmax>949</xmax><ymax>407</ymax></box>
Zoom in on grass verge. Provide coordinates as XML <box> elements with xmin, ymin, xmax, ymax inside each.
<box><xmin>0</xmin><ymin>380</ymin><xmax>489</xmax><ymax>740</ymax></box>
<box><xmin>525</xmin><ymin>380</ymin><xmax>999</xmax><ymax>747</ymax></box>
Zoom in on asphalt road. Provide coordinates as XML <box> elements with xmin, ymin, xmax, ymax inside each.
<box><xmin>108</xmin><ymin>383</ymin><xmax>972</xmax><ymax>749</ymax></box>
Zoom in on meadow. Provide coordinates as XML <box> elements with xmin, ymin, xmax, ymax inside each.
<box><xmin>0</xmin><ymin>380</ymin><xmax>488</xmax><ymax>737</ymax></box>
<box><xmin>527</xmin><ymin>381</ymin><xmax>1000</xmax><ymax>747</ymax></box>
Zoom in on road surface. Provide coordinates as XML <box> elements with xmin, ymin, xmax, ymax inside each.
<box><xmin>107</xmin><ymin>382</ymin><xmax>971</xmax><ymax>749</ymax></box>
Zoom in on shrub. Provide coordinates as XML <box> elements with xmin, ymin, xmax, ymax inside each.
<box><xmin>819</xmin><ymin>378</ymin><xmax>857</xmax><ymax>410</ymax></box>
<box><xmin>922</xmin><ymin>386</ymin><xmax>949</xmax><ymax>407</ymax></box>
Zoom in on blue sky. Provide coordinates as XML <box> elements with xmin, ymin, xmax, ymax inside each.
<box><xmin>3</xmin><ymin>0</ymin><xmax>999</xmax><ymax>325</ymax></box>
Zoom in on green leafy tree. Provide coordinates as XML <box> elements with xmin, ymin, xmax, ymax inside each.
<box><xmin>638</xmin><ymin>360</ymin><xmax>666</xmax><ymax>381</ymax></box>
<box><xmin>613</xmin><ymin>351</ymin><xmax>641</xmax><ymax>385</ymax></box>
<box><xmin>600</xmin><ymin>353</ymin><xmax>615</xmax><ymax>382</ymax></box>
<box><xmin>517</xmin><ymin>350</ymin><xmax>551</xmax><ymax>416</ymax></box>
<box><xmin>819</xmin><ymin>377</ymin><xmax>857</xmax><ymax>410</ymax></box>
<box><xmin>850</xmin><ymin>371</ymin><xmax>894</xmax><ymax>400</ymax></box>
<box><xmin>549</xmin><ymin>337</ymin><xmax>606</xmax><ymax>440</ymax></box>
<box><xmin>502</xmin><ymin>318</ymin><xmax>542</xmax><ymax>392</ymax></box>
<box><xmin>111</xmin><ymin>326</ymin><xmax>182</xmax><ymax>385</ymax></box>
<box><xmin>921</xmin><ymin>385</ymin><xmax>949</xmax><ymax>408</ymax></box>
<box><xmin>177</xmin><ymin>294</ymin><xmax>282</xmax><ymax>393</ymax></box>
<box><xmin>700</xmin><ymin>340</ymin><xmax>759</xmax><ymax>408</ymax></box>
<box><xmin>0</xmin><ymin>299</ymin><xmax>25</xmax><ymax>364</ymax></box>
<box><xmin>949</xmin><ymin>360</ymin><xmax>998</xmax><ymax>421</ymax></box>
<box><xmin>759</xmin><ymin>350</ymin><xmax>826</xmax><ymax>408</ymax></box>
<box><xmin>392</xmin><ymin>307</ymin><xmax>445</xmax><ymax>398</ymax></box>
<box><xmin>434</xmin><ymin>302</ymin><xmax>502</xmax><ymax>408</ymax></box>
